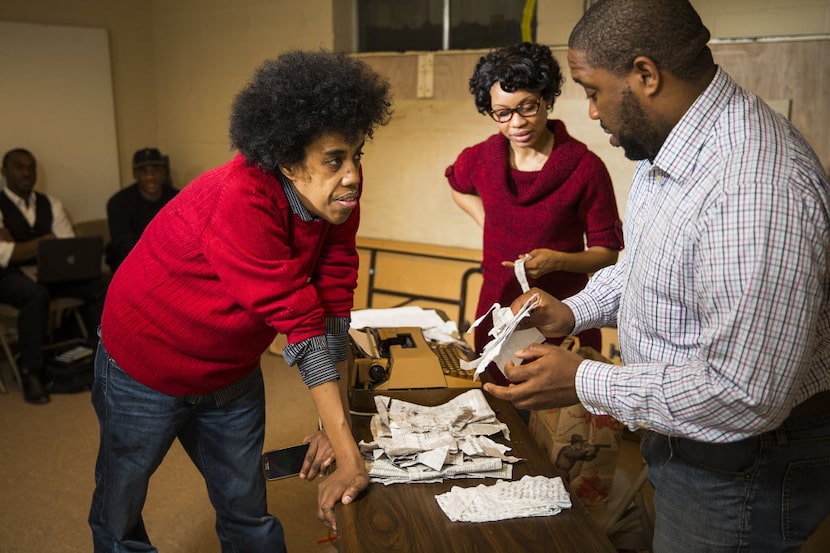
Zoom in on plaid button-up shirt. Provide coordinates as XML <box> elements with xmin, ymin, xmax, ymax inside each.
<box><xmin>567</xmin><ymin>67</ymin><xmax>830</xmax><ymax>442</ymax></box>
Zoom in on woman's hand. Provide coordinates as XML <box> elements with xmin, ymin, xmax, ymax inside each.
<box><xmin>299</xmin><ymin>429</ymin><xmax>335</xmax><ymax>481</ymax></box>
<box><xmin>502</xmin><ymin>246</ymin><xmax>619</xmax><ymax>278</ymax></box>
<box><xmin>316</xmin><ymin>457</ymin><xmax>369</xmax><ymax>531</ymax></box>
<box><xmin>501</xmin><ymin>249</ymin><xmax>560</xmax><ymax>279</ymax></box>
<box><xmin>308</xmin><ymin>379</ymin><xmax>368</xmax><ymax>531</ymax></box>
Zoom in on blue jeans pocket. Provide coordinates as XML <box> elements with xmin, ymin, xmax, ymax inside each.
<box><xmin>782</xmin><ymin>456</ymin><xmax>830</xmax><ymax>540</ymax></box>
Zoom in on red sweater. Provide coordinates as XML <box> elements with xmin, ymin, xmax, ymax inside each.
<box><xmin>101</xmin><ymin>154</ymin><xmax>359</xmax><ymax>395</ymax></box>
<box><xmin>446</xmin><ymin>120</ymin><xmax>623</xmax><ymax>351</ymax></box>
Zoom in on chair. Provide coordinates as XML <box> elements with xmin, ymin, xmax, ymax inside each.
<box><xmin>74</xmin><ymin>218</ymin><xmax>110</xmax><ymax>243</ymax></box>
<box><xmin>0</xmin><ymin>299</ymin><xmax>88</xmax><ymax>393</ymax></box>
<box><xmin>74</xmin><ymin>218</ymin><xmax>111</xmax><ymax>274</ymax></box>
<box><xmin>0</xmin><ymin>221</ymin><xmax>101</xmax><ymax>393</ymax></box>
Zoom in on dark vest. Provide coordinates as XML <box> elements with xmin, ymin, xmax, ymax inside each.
<box><xmin>0</xmin><ymin>191</ymin><xmax>54</xmax><ymax>241</ymax></box>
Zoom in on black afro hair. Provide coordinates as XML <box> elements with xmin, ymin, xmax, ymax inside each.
<box><xmin>230</xmin><ymin>49</ymin><xmax>392</xmax><ymax>173</ymax></box>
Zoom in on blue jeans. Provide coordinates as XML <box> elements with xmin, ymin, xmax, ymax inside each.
<box><xmin>89</xmin><ymin>341</ymin><xmax>286</xmax><ymax>553</ymax></box>
<box><xmin>642</xmin><ymin>411</ymin><xmax>830</xmax><ymax>552</ymax></box>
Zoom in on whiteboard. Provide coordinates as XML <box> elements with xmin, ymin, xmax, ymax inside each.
<box><xmin>0</xmin><ymin>21</ymin><xmax>120</xmax><ymax>224</ymax></box>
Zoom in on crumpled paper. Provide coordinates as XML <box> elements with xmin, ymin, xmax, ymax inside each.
<box><xmin>435</xmin><ymin>474</ymin><xmax>572</xmax><ymax>522</ymax></box>
<box><xmin>463</xmin><ymin>293</ymin><xmax>546</xmax><ymax>380</ymax></box>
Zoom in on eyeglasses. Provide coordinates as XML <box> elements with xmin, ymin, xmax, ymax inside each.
<box><xmin>489</xmin><ymin>98</ymin><xmax>542</xmax><ymax>123</ymax></box>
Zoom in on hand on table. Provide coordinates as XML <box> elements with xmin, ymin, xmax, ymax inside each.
<box><xmin>316</xmin><ymin>460</ymin><xmax>369</xmax><ymax>531</ymax></box>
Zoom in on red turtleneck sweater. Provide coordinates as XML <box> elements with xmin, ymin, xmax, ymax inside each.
<box><xmin>446</xmin><ymin>119</ymin><xmax>623</xmax><ymax>353</ymax></box>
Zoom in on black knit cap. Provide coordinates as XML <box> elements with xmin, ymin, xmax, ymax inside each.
<box><xmin>132</xmin><ymin>147</ymin><xmax>165</xmax><ymax>168</ymax></box>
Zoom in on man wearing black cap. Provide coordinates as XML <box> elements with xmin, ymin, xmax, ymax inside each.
<box><xmin>105</xmin><ymin>147</ymin><xmax>178</xmax><ymax>271</ymax></box>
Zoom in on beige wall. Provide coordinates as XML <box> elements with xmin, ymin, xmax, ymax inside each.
<box><xmin>150</xmin><ymin>0</ymin><xmax>336</xmax><ymax>186</ymax></box>
<box><xmin>0</xmin><ymin>0</ymin><xmax>157</xmax><ymax>188</ymax></box>
<box><xmin>539</xmin><ymin>0</ymin><xmax>830</xmax><ymax>44</ymax></box>
<box><xmin>356</xmin><ymin>38</ymin><xmax>830</xmax><ymax>249</ymax></box>
<box><xmin>1</xmin><ymin>0</ymin><xmax>828</xmax><ymax>223</ymax></box>
<box><xmin>0</xmin><ymin>0</ymin><xmax>336</xmax><ymax>187</ymax></box>
<box><xmin>0</xmin><ymin>22</ymin><xmax>121</xmax><ymax>223</ymax></box>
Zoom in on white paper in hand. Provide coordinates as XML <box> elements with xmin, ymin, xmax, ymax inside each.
<box><xmin>462</xmin><ymin>293</ymin><xmax>545</xmax><ymax>380</ymax></box>
<box><xmin>513</xmin><ymin>254</ymin><xmax>531</xmax><ymax>293</ymax></box>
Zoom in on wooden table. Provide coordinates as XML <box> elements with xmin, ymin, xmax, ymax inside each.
<box><xmin>335</xmin><ymin>389</ymin><xmax>617</xmax><ymax>553</ymax></box>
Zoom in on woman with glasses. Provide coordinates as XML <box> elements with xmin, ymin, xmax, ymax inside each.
<box><xmin>446</xmin><ymin>42</ymin><xmax>623</xmax><ymax>378</ymax></box>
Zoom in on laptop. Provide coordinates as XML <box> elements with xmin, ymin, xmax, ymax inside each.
<box><xmin>37</xmin><ymin>237</ymin><xmax>104</xmax><ymax>283</ymax></box>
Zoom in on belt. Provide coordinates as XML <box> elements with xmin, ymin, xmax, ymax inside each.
<box><xmin>787</xmin><ymin>389</ymin><xmax>830</xmax><ymax>419</ymax></box>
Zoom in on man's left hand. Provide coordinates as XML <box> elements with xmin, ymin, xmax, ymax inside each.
<box><xmin>483</xmin><ymin>343</ymin><xmax>583</xmax><ymax>410</ymax></box>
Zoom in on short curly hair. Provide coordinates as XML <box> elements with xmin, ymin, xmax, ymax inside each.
<box><xmin>469</xmin><ymin>42</ymin><xmax>563</xmax><ymax>115</ymax></box>
<box><xmin>2</xmin><ymin>148</ymin><xmax>34</xmax><ymax>168</ymax></box>
<box><xmin>230</xmin><ymin>49</ymin><xmax>392</xmax><ymax>173</ymax></box>
<box><xmin>569</xmin><ymin>0</ymin><xmax>713</xmax><ymax>80</ymax></box>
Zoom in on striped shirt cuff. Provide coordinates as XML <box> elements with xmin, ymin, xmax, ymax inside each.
<box><xmin>563</xmin><ymin>293</ymin><xmax>604</xmax><ymax>336</ymax></box>
<box><xmin>576</xmin><ymin>359</ymin><xmax>619</xmax><ymax>419</ymax></box>
<box><xmin>282</xmin><ymin>334</ymin><xmax>340</xmax><ymax>388</ymax></box>
<box><xmin>326</xmin><ymin>316</ymin><xmax>351</xmax><ymax>363</ymax></box>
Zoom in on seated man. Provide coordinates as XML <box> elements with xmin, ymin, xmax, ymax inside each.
<box><xmin>0</xmin><ymin>147</ymin><xmax>109</xmax><ymax>404</ymax></box>
<box><xmin>105</xmin><ymin>147</ymin><xmax>178</xmax><ymax>271</ymax></box>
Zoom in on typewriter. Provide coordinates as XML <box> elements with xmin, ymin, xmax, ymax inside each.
<box><xmin>348</xmin><ymin>326</ymin><xmax>480</xmax><ymax>411</ymax></box>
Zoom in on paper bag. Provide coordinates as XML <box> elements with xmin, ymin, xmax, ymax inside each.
<box><xmin>527</xmin><ymin>340</ymin><xmax>624</xmax><ymax>505</ymax></box>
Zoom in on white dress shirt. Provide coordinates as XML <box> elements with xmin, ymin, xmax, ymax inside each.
<box><xmin>565</xmin><ymin>67</ymin><xmax>830</xmax><ymax>442</ymax></box>
<box><xmin>0</xmin><ymin>187</ymin><xmax>75</xmax><ymax>268</ymax></box>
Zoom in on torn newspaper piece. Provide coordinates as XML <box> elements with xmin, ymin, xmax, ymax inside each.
<box><xmin>513</xmin><ymin>253</ymin><xmax>531</xmax><ymax>293</ymax></box>
<box><xmin>359</xmin><ymin>389</ymin><xmax>521</xmax><ymax>485</ymax></box>
<box><xmin>350</xmin><ymin>306</ymin><xmax>468</xmax><ymax>349</ymax></box>
<box><xmin>435</xmin><ymin>474</ymin><xmax>572</xmax><ymax>523</ymax></box>
<box><xmin>463</xmin><ymin>293</ymin><xmax>546</xmax><ymax>380</ymax></box>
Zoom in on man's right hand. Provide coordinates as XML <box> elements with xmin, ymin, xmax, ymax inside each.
<box><xmin>511</xmin><ymin>287</ymin><xmax>576</xmax><ymax>338</ymax></box>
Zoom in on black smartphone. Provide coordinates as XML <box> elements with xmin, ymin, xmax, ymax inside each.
<box><xmin>261</xmin><ymin>443</ymin><xmax>311</xmax><ymax>480</ymax></box>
